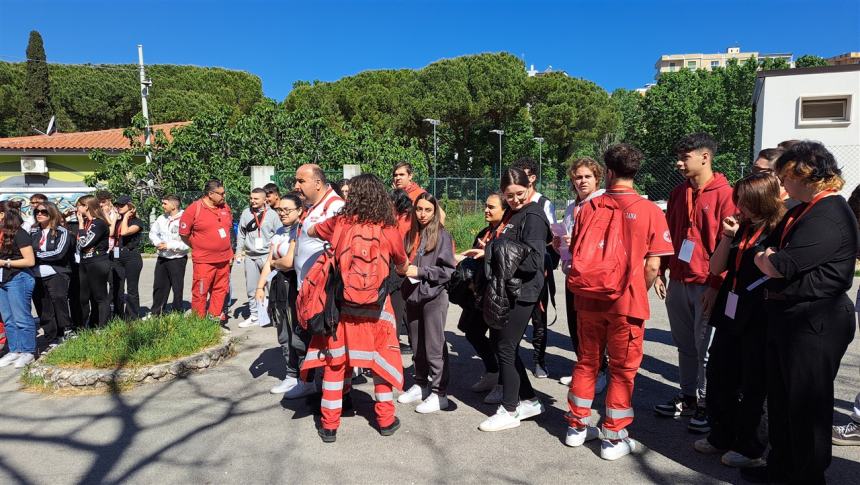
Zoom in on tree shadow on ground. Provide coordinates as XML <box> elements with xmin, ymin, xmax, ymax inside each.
<box><xmin>0</xmin><ymin>342</ymin><xmax>270</xmax><ymax>485</ymax></box>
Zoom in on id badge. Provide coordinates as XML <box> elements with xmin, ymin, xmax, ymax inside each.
<box><xmin>75</xmin><ymin>252</ymin><xmax>81</xmax><ymax>263</ymax></box>
<box><xmin>218</xmin><ymin>228</ymin><xmax>227</xmax><ymax>239</ymax></box>
<box><xmin>724</xmin><ymin>291</ymin><xmax>739</xmax><ymax>319</ymax></box>
<box><xmin>678</xmin><ymin>239</ymin><xmax>695</xmax><ymax>263</ymax></box>
<box><xmin>113</xmin><ymin>247</ymin><xmax>120</xmax><ymax>259</ymax></box>
<box><xmin>254</xmin><ymin>238</ymin><xmax>264</xmax><ymax>251</ymax></box>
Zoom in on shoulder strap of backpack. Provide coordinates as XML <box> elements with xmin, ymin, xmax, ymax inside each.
<box><xmin>321</xmin><ymin>195</ymin><xmax>343</xmax><ymax>215</ymax></box>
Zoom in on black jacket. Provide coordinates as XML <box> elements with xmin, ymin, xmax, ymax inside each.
<box><xmin>30</xmin><ymin>225</ymin><xmax>72</xmax><ymax>275</ymax></box>
<box><xmin>482</xmin><ymin>237</ymin><xmax>530</xmax><ymax>329</ymax></box>
<box><xmin>494</xmin><ymin>202</ymin><xmax>552</xmax><ymax>302</ymax></box>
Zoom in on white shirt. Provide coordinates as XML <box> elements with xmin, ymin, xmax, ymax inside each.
<box><xmin>294</xmin><ymin>189</ymin><xmax>344</xmax><ymax>286</ymax></box>
<box><xmin>149</xmin><ymin>211</ymin><xmax>190</xmax><ymax>259</ymax></box>
<box><xmin>36</xmin><ymin>228</ymin><xmax>57</xmax><ymax>278</ymax></box>
<box><xmin>271</xmin><ymin>224</ymin><xmax>298</xmax><ymax>259</ymax></box>
<box><xmin>530</xmin><ymin>191</ymin><xmax>557</xmax><ymax>224</ymax></box>
<box><xmin>560</xmin><ymin>189</ymin><xmax>605</xmax><ymax>273</ymax></box>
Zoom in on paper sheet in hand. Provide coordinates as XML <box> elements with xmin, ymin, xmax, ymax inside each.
<box><xmin>257</xmin><ymin>298</ymin><xmax>271</xmax><ymax>327</ymax></box>
<box><xmin>550</xmin><ymin>223</ymin><xmax>568</xmax><ymax>237</ymax></box>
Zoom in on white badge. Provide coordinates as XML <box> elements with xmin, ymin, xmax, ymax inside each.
<box><xmin>0</xmin><ymin>268</ymin><xmax>3</xmax><ymax>281</ymax></box>
<box><xmin>678</xmin><ymin>239</ymin><xmax>695</xmax><ymax>263</ymax></box>
<box><xmin>113</xmin><ymin>247</ymin><xmax>120</xmax><ymax>258</ymax></box>
<box><xmin>254</xmin><ymin>238</ymin><xmax>264</xmax><ymax>251</ymax></box>
<box><xmin>218</xmin><ymin>228</ymin><xmax>227</xmax><ymax>239</ymax></box>
<box><xmin>74</xmin><ymin>252</ymin><xmax>81</xmax><ymax>263</ymax></box>
<box><xmin>724</xmin><ymin>291</ymin><xmax>739</xmax><ymax>319</ymax></box>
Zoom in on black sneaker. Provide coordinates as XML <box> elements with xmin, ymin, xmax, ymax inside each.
<box><xmin>688</xmin><ymin>406</ymin><xmax>711</xmax><ymax>433</ymax></box>
<box><xmin>654</xmin><ymin>394</ymin><xmax>696</xmax><ymax>417</ymax></box>
<box><xmin>833</xmin><ymin>421</ymin><xmax>860</xmax><ymax>445</ymax></box>
<box><xmin>318</xmin><ymin>427</ymin><xmax>337</xmax><ymax>443</ymax></box>
<box><xmin>379</xmin><ymin>417</ymin><xmax>401</xmax><ymax>437</ymax></box>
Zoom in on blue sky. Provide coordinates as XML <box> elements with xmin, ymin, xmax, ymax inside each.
<box><xmin>1</xmin><ymin>0</ymin><xmax>858</xmax><ymax>100</ymax></box>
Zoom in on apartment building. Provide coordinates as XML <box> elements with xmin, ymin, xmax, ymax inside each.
<box><xmin>655</xmin><ymin>47</ymin><xmax>793</xmax><ymax>79</ymax></box>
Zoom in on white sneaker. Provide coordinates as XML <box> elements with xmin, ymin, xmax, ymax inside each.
<box><xmin>533</xmin><ymin>364</ymin><xmax>548</xmax><ymax>379</ymax></box>
<box><xmin>515</xmin><ymin>398</ymin><xmax>544</xmax><ymax>420</ymax></box>
<box><xmin>416</xmin><ymin>393</ymin><xmax>448</xmax><ymax>414</ymax></box>
<box><xmin>559</xmin><ymin>375</ymin><xmax>573</xmax><ymax>386</ymax></box>
<box><xmin>483</xmin><ymin>384</ymin><xmax>503</xmax><ymax>404</ymax></box>
<box><xmin>479</xmin><ymin>406</ymin><xmax>521</xmax><ymax>432</ymax></box>
<box><xmin>14</xmin><ymin>353</ymin><xmax>35</xmax><ymax>368</ymax></box>
<box><xmin>282</xmin><ymin>380</ymin><xmax>317</xmax><ymax>399</ymax></box>
<box><xmin>0</xmin><ymin>352</ymin><xmax>21</xmax><ymax>368</ymax></box>
<box><xmin>470</xmin><ymin>372</ymin><xmax>499</xmax><ymax>392</ymax></box>
<box><xmin>600</xmin><ymin>437</ymin><xmax>638</xmax><ymax>460</ymax></box>
<box><xmin>397</xmin><ymin>384</ymin><xmax>427</xmax><ymax>404</ymax></box>
<box><xmin>237</xmin><ymin>317</ymin><xmax>259</xmax><ymax>328</ymax></box>
<box><xmin>270</xmin><ymin>376</ymin><xmax>298</xmax><ymax>394</ymax></box>
<box><xmin>694</xmin><ymin>438</ymin><xmax>727</xmax><ymax>454</ymax></box>
<box><xmin>721</xmin><ymin>450</ymin><xmax>766</xmax><ymax>468</ymax></box>
<box><xmin>565</xmin><ymin>425</ymin><xmax>600</xmax><ymax>447</ymax></box>
<box><xmin>595</xmin><ymin>370</ymin><xmax>608</xmax><ymax>394</ymax></box>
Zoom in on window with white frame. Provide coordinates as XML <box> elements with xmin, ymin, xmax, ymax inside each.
<box><xmin>798</xmin><ymin>95</ymin><xmax>852</xmax><ymax>126</ymax></box>
<box><xmin>710</xmin><ymin>60</ymin><xmax>720</xmax><ymax>69</ymax></box>
<box><xmin>687</xmin><ymin>60</ymin><xmax>697</xmax><ymax>70</ymax></box>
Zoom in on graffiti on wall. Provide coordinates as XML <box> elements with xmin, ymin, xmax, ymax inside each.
<box><xmin>0</xmin><ymin>192</ymin><xmax>91</xmax><ymax>216</ymax></box>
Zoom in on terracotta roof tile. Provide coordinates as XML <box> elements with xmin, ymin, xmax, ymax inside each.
<box><xmin>0</xmin><ymin>122</ymin><xmax>191</xmax><ymax>151</ymax></box>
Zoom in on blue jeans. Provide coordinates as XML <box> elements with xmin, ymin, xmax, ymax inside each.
<box><xmin>0</xmin><ymin>271</ymin><xmax>36</xmax><ymax>353</ymax></box>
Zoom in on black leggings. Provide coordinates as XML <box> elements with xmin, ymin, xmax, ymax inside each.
<box><xmin>565</xmin><ymin>288</ymin><xmax>579</xmax><ymax>358</ymax></box>
<box><xmin>459</xmin><ymin>307</ymin><xmax>499</xmax><ymax>374</ymax></box>
<box><xmin>79</xmin><ymin>257</ymin><xmax>111</xmax><ymax>327</ymax></box>
<box><xmin>491</xmin><ymin>301</ymin><xmax>537</xmax><ymax>412</ymax></box>
<box><xmin>112</xmin><ymin>250</ymin><xmax>143</xmax><ymax>320</ymax></box>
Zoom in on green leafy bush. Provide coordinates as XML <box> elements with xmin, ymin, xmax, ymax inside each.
<box><xmin>42</xmin><ymin>313</ymin><xmax>222</xmax><ymax>368</ymax></box>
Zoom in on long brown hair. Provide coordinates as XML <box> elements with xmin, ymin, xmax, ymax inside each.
<box><xmin>77</xmin><ymin>195</ymin><xmax>109</xmax><ymax>225</ymax></box>
<box><xmin>35</xmin><ymin>201</ymin><xmax>64</xmax><ymax>238</ymax></box>
<box><xmin>405</xmin><ymin>192</ymin><xmax>442</xmax><ymax>255</ymax></box>
<box><xmin>0</xmin><ymin>207</ymin><xmax>24</xmax><ymax>254</ymax></box>
<box><xmin>733</xmin><ymin>173</ymin><xmax>786</xmax><ymax>231</ymax></box>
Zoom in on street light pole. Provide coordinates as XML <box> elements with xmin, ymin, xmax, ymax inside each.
<box><xmin>490</xmin><ymin>129</ymin><xmax>505</xmax><ymax>181</ymax></box>
<box><xmin>423</xmin><ymin>118</ymin><xmax>441</xmax><ymax>196</ymax></box>
<box><xmin>533</xmin><ymin>137</ymin><xmax>544</xmax><ymax>190</ymax></box>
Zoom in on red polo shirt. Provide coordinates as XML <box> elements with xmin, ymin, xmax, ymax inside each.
<box><xmin>178</xmin><ymin>199</ymin><xmax>234</xmax><ymax>263</ymax></box>
<box><xmin>574</xmin><ymin>188</ymin><xmax>674</xmax><ymax>321</ymax></box>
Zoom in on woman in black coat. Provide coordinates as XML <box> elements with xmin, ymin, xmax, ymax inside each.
<box><xmin>748</xmin><ymin>141</ymin><xmax>858</xmax><ymax>484</ymax></box>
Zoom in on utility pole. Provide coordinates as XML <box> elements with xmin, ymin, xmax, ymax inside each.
<box><xmin>138</xmin><ymin>44</ymin><xmax>152</xmax><ymax>164</ymax></box>
<box><xmin>423</xmin><ymin>118</ymin><xmax>440</xmax><ymax>196</ymax></box>
<box><xmin>533</xmin><ymin>137</ymin><xmax>544</xmax><ymax>190</ymax></box>
<box><xmin>490</xmin><ymin>129</ymin><xmax>504</xmax><ymax>182</ymax></box>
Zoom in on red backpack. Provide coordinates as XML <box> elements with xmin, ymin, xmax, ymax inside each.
<box><xmin>567</xmin><ymin>194</ymin><xmax>638</xmax><ymax>301</ymax></box>
<box><xmin>297</xmin><ymin>224</ymin><xmax>344</xmax><ymax>336</ymax></box>
<box><xmin>336</xmin><ymin>222</ymin><xmax>390</xmax><ymax>306</ymax></box>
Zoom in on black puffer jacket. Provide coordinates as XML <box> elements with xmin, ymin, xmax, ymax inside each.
<box><xmin>482</xmin><ymin>237</ymin><xmax>530</xmax><ymax>329</ymax></box>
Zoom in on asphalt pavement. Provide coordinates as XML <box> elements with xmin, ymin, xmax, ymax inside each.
<box><xmin>0</xmin><ymin>258</ymin><xmax>858</xmax><ymax>484</ymax></box>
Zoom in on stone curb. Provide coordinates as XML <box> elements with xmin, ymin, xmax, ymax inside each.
<box><xmin>23</xmin><ymin>333</ymin><xmax>235</xmax><ymax>392</ymax></box>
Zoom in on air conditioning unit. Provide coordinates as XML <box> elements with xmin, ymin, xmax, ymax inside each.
<box><xmin>21</xmin><ymin>156</ymin><xmax>48</xmax><ymax>174</ymax></box>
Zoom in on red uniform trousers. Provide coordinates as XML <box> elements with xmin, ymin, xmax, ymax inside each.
<box><xmin>303</xmin><ymin>298</ymin><xmax>403</xmax><ymax>431</ymax></box>
<box><xmin>567</xmin><ymin>310</ymin><xmax>645</xmax><ymax>440</ymax></box>
<box><xmin>190</xmin><ymin>261</ymin><xmax>231</xmax><ymax>318</ymax></box>
<box><xmin>320</xmin><ymin>365</ymin><xmax>395</xmax><ymax>431</ymax></box>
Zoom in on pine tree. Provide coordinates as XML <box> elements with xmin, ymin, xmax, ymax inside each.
<box><xmin>18</xmin><ymin>30</ymin><xmax>53</xmax><ymax>134</ymax></box>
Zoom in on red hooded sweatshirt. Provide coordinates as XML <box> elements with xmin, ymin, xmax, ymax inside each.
<box><xmin>665</xmin><ymin>172</ymin><xmax>736</xmax><ymax>288</ymax></box>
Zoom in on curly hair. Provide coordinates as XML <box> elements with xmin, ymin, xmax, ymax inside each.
<box><xmin>338</xmin><ymin>174</ymin><xmax>396</xmax><ymax>226</ymax></box>
<box><xmin>775</xmin><ymin>141</ymin><xmax>844</xmax><ymax>192</ymax></box>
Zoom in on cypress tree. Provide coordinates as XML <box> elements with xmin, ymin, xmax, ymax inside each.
<box><xmin>19</xmin><ymin>30</ymin><xmax>53</xmax><ymax>134</ymax></box>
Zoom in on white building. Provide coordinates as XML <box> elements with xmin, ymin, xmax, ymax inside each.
<box><xmin>752</xmin><ymin>64</ymin><xmax>860</xmax><ymax>196</ymax></box>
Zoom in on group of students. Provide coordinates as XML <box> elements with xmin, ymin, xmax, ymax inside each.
<box><xmin>0</xmin><ymin>191</ymin><xmax>152</xmax><ymax>368</ymax></box>
<box><xmin>0</xmin><ymin>134</ymin><xmax>856</xmax><ymax>481</ymax></box>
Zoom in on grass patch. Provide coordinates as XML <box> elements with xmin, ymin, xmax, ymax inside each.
<box><xmin>444</xmin><ymin>209</ymin><xmax>487</xmax><ymax>252</ymax></box>
<box><xmin>42</xmin><ymin>313</ymin><xmax>222</xmax><ymax>369</ymax></box>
